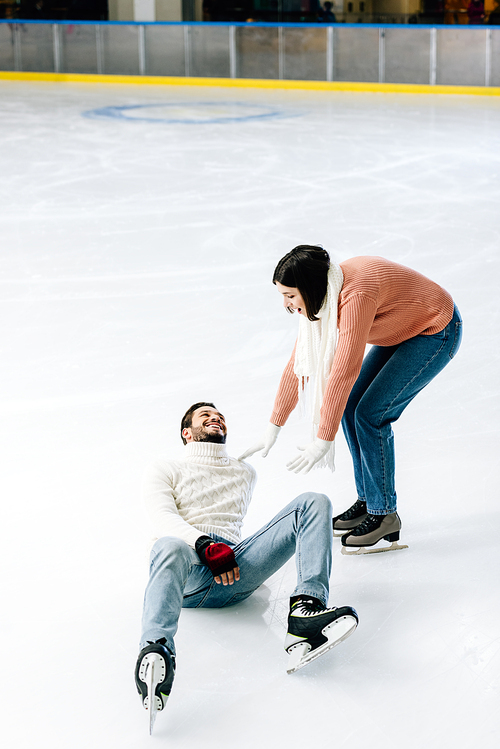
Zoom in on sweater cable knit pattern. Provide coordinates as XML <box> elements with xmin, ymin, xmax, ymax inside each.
<box><xmin>143</xmin><ymin>442</ymin><xmax>257</xmax><ymax>549</ymax></box>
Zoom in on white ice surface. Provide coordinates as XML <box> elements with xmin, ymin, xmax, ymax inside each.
<box><xmin>0</xmin><ymin>81</ymin><xmax>499</xmax><ymax>749</ymax></box>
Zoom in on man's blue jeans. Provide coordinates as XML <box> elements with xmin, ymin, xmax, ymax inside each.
<box><xmin>140</xmin><ymin>492</ymin><xmax>333</xmax><ymax>655</ymax></box>
<box><xmin>341</xmin><ymin>305</ymin><xmax>463</xmax><ymax>516</ymax></box>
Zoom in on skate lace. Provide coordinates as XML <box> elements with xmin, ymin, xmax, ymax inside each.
<box><xmin>341</xmin><ymin>499</ymin><xmax>367</xmax><ymax>520</ymax></box>
<box><xmin>350</xmin><ymin>514</ymin><xmax>380</xmax><ymax>535</ymax></box>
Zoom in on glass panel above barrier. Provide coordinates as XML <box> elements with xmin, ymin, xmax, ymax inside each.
<box><xmin>19</xmin><ymin>22</ymin><xmax>54</xmax><ymax>73</ymax></box>
<box><xmin>1</xmin><ymin>21</ymin><xmax>500</xmax><ymax>90</ymax></box>
<box><xmin>0</xmin><ymin>22</ymin><xmax>15</xmax><ymax>71</ymax></box>
<box><xmin>437</xmin><ymin>28</ymin><xmax>486</xmax><ymax>87</ymax></box>
<box><xmin>385</xmin><ymin>28</ymin><xmax>430</xmax><ymax>85</ymax></box>
<box><xmin>101</xmin><ymin>24</ymin><xmax>140</xmax><ymax>76</ymax></box>
<box><xmin>236</xmin><ymin>26</ymin><xmax>279</xmax><ymax>80</ymax></box>
<box><xmin>60</xmin><ymin>24</ymin><xmax>98</xmax><ymax>75</ymax></box>
<box><xmin>190</xmin><ymin>24</ymin><xmax>230</xmax><ymax>78</ymax></box>
<box><xmin>145</xmin><ymin>23</ymin><xmax>185</xmax><ymax>77</ymax></box>
<box><xmin>492</xmin><ymin>30</ymin><xmax>500</xmax><ymax>87</ymax></box>
<box><xmin>333</xmin><ymin>27</ymin><xmax>379</xmax><ymax>83</ymax></box>
<box><xmin>283</xmin><ymin>26</ymin><xmax>327</xmax><ymax>82</ymax></box>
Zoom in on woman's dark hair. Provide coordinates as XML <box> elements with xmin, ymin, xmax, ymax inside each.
<box><xmin>180</xmin><ymin>402</ymin><xmax>217</xmax><ymax>444</ymax></box>
<box><xmin>273</xmin><ymin>245</ymin><xmax>330</xmax><ymax>321</ymax></box>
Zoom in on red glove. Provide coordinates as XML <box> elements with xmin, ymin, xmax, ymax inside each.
<box><xmin>195</xmin><ymin>536</ymin><xmax>236</xmax><ymax>577</ymax></box>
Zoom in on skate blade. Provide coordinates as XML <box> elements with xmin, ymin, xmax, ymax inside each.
<box><xmin>140</xmin><ymin>654</ymin><xmax>167</xmax><ymax>735</ymax></box>
<box><xmin>341</xmin><ymin>540</ymin><xmax>408</xmax><ymax>556</ymax></box>
<box><xmin>286</xmin><ymin>615</ymin><xmax>358</xmax><ymax>674</ymax></box>
<box><xmin>286</xmin><ymin>641</ymin><xmax>311</xmax><ymax>673</ymax></box>
<box><xmin>333</xmin><ymin>529</ymin><xmax>350</xmax><ymax>538</ymax></box>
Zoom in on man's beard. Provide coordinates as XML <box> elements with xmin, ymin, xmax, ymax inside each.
<box><xmin>190</xmin><ymin>426</ymin><xmax>227</xmax><ymax>444</ymax></box>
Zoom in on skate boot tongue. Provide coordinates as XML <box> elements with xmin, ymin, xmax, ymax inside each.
<box><xmin>291</xmin><ymin>597</ymin><xmax>325</xmax><ymax>616</ymax></box>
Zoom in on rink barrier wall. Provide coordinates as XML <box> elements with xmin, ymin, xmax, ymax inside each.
<box><xmin>1</xmin><ymin>21</ymin><xmax>500</xmax><ymax>91</ymax></box>
<box><xmin>2</xmin><ymin>71</ymin><xmax>500</xmax><ymax>96</ymax></box>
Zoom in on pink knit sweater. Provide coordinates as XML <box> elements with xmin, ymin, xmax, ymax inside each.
<box><xmin>270</xmin><ymin>256</ymin><xmax>454</xmax><ymax>441</ymax></box>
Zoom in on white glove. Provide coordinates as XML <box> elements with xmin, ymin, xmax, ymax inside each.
<box><xmin>238</xmin><ymin>423</ymin><xmax>281</xmax><ymax>461</ymax></box>
<box><xmin>286</xmin><ymin>438</ymin><xmax>332</xmax><ymax>474</ymax></box>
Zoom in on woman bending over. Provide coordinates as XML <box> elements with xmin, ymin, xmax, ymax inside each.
<box><xmin>240</xmin><ymin>247</ymin><xmax>462</xmax><ymax>554</ymax></box>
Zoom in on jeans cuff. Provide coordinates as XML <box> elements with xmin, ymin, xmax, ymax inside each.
<box><xmin>367</xmin><ymin>508</ymin><xmax>396</xmax><ymax>516</ymax></box>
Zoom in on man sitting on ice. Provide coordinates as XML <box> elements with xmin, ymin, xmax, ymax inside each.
<box><xmin>135</xmin><ymin>402</ymin><xmax>358</xmax><ymax>731</ymax></box>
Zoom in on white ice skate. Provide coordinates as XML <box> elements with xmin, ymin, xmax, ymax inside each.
<box><xmin>285</xmin><ymin>599</ymin><xmax>358</xmax><ymax>674</ymax></box>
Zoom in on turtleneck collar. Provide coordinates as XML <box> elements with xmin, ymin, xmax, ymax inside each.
<box><xmin>184</xmin><ymin>441</ymin><xmax>230</xmax><ymax>465</ymax></box>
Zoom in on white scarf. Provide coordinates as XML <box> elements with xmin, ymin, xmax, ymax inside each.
<box><xmin>293</xmin><ymin>262</ymin><xmax>344</xmax><ymax>471</ymax></box>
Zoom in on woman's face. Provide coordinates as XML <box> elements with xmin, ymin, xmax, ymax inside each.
<box><xmin>275</xmin><ymin>282</ymin><xmax>306</xmax><ymax>315</ymax></box>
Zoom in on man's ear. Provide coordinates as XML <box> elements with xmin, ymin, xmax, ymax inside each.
<box><xmin>182</xmin><ymin>427</ymin><xmax>192</xmax><ymax>443</ymax></box>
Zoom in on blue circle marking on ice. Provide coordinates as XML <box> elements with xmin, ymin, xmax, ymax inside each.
<box><xmin>82</xmin><ymin>101</ymin><xmax>299</xmax><ymax>125</ymax></box>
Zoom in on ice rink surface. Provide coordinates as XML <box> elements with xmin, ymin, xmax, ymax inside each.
<box><xmin>1</xmin><ymin>80</ymin><xmax>499</xmax><ymax>748</ymax></box>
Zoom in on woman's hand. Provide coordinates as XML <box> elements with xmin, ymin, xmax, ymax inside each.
<box><xmin>286</xmin><ymin>438</ymin><xmax>332</xmax><ymax>474</ymax></box>
<box><xmin>238</xmin><ymin>423</ymin><xmax>281</xmax><ymax>460</ymax></box>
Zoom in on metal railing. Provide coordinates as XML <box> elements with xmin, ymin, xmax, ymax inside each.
<box><xmin>1</xmin><ymin>20</ymin><xmax>499</xmax><ymax>87</ymax></box>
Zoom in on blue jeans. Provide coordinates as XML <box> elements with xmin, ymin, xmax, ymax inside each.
<box><xmin>341</xmin><ymin>305</ymin><xmax>463</xmax><ymax>515</ymax></box>
<box><xmin>140</xmin><ymin>492</ymin><xmax>333</xmax><ymax>655</ymax></box>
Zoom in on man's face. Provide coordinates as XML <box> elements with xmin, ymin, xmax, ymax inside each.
<box><xmin>183</xmin><ymin>406</ymin><xmax>227</xmax><ymax>444</ymax></box>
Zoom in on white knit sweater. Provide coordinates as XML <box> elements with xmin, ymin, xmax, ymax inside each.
<box><xmin>142</xmin><ymin>442</ymin><xmax>257</xmax><ymax>548</ymax></box>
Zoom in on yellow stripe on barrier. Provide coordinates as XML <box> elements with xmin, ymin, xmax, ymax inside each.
<box><xmin>1</xmin><ymin>70</ymin><xmax>500</xmax><ymax>96</ymax></box>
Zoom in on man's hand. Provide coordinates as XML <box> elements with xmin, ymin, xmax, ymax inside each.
<box><xmin>214</xmin><ymin>567</ymin><xmax>240</xmax><ymax>586</ymax></box>
<box><xmin>195</xmin><ymin>537</ymin><xmax>240</xmax><ymax>585</ymax></box>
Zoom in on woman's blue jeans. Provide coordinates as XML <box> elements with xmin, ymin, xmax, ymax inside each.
<box><xmin>341</xmin><ymin>306</ymin><xmax>463</xmax><ymax>516</ymax></box>
<box><xmin>140</xmin><ymin>492</ymin><xmax>333</xmax><ymax>655</ymax></box>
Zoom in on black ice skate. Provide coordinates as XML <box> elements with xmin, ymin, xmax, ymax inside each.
<box><xmin>341</xmin><ymin>512</ymin><xmax>408</xmax><ymax>555</ymax></box>
<box><xmin>135</xmin><ymin>638</ymin><xmax>175</xmax><ymax>734</ymax></box>
<box><xmin>284</xmin><ymin>598</ymin><xmax>358</xmax><ymax>674</ymax></box>
<box><xmin>332</xmin><ymin>499</ymin><xmax>368</xmax><ymax>537</ymax></box>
